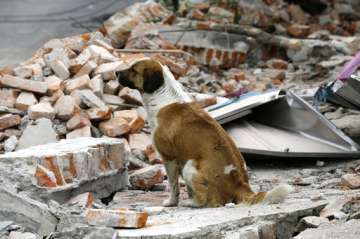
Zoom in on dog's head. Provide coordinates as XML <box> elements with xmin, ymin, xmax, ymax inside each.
<box><xmin>116</xmin><ymin>59</ymin><xmax>164</xmax><ymax>94</ymax></box>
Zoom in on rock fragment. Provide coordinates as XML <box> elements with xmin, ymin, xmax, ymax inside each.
<box><xmin>0</xmin><ymin>75</ymin><xmax>47</xmax><ymax>94</ymax></box>
<box><xmin>15</xmin><ymin>92</ymin><xmax>38</xmax><ymax>111</ymax></box>
<box><xmin>119</xmin><ymin>87</ymin><xmax>143</xmax><ymax>106</ymax></box>
<box><xmin>99</xmin><ymin>117</ymin><xmax>130</xmax><ymax>137</ymax></box>
<box><xmin>28</xmin><ymin>102</ymin><xmax>56</xmax><ymax>120</ymax></box>
<box><xmin>129</xmin><ymin>165</ymin><xmax>165</xmax><ymax>190</ymax></box>
<box><xmin>341</xmin><ymin>174</ymin><xmax>360</xmax><ymax>189</ymax></box>
<box><xmin>0</xmin><ymin>114</ymin><xmax>21</xmax><ymax>130</ymax></box>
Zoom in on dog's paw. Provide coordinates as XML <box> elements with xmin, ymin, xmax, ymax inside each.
<box><xmin>162</xmin><ymin>198</ymin><xmax>179</xmax><ymax>207</ymax></box>
<box><xmin>181</xmin><ymin>199</ymin><xmax>200</xmax><ymax>208</ymax></box>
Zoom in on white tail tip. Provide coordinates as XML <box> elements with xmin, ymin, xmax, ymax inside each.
<box><xmin>263</xmin><ymin>184</ymin><xmax>292</xmax><ymax>204</ymax></box>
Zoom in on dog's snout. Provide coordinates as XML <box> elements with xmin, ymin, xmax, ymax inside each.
<box><xmin>116</xmin><ymin>71</ymin><xmax>136</xmax><ymax>89</ymax></box>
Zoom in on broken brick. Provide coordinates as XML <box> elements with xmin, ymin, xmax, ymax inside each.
<box><xmin>0</xmin><ymin>88</ymin><xmax>18</xmax><ymax>108</ymax></box>
<box><xmin>50</xmin><ymin>60</ymin><xmax>70</xmax><ymax>80</ymax></box>
<box><xmin>119</xmin><ymin>87</ymin><xmax>143</xmax><ymax>106</ymax></box>
<box><xmin>66</xmin><ymin>126</ymin><xmax>92</xmax><ymax>139</ymax></box>
<box><xmin>66</xmin><ymin>115</ymin><xmax>91</xmax><ymax>130</ymax></box>
<box><xmin>69</xmin><ymin>48</ymin><xmax>92</xmax><ymax>74</ymax></box>
<box><xmin>35</xmin><ymin>164</ymin><xmax>57</xmax><ymax>188</ymax></box>
<box><xmin>54</xmin><ymin>95</ymin><xmax>79</xmax><ymax>120</ymax></box>
<box><xmin>78</xmin><ymin>89</ymin><xmax>107</xmax><ymax>110</ymax></box>
<box><xmin>341</xmin><ymin>174</ymin><xmax>360</xmax><ymax>189</ymax></box>
<box><xmin>86</xmin><ymin>107</ymin><xmax>112</xmax><ymax>121</ymax></box>
<box><xmin>94</xmin><ymin>61</ymin><xmax>123</xmax><ymax>81</ymax></box>
<box><xmin>0</xmin><ymin>75</ymin><xmax>48</xmax><ymax>94</ymax></box>
<box><xmin>287</xmin><ymin>24</ymin><xmax>311</xmax><ymax>38</ymax></box>
<box><xmin>85</xmin><ymin>208</ymin><xmax>148</xmax><ymax>228</ymax></box>
<box><xmin>114</xmin><ymin>110</ymin><xmax>145</xmax><ymax>133</ymax></box>
<box><xmin>268</xmin><ymin>59</ymin><xmax>289</xmax><ymax>70</ymax></box>
<box><xmin>102</xmin><ymin>94</ymin><xmax>125</xmax><ymax>106</ymax></box>
<box><xmin>44</xmin><ymin>75</ymin><xmax>64</xmax><ymax>92</ymax></box>
<box><xmin>64</xmin><ymin>75</ymin><xmax>91</xmax><ymax>93</ymax></box>
<box><xmin>129</xmin><ymin>165</ymin><xmax>165</xmax><ymax>190</ymax></box>
<box><xmin>15</xmin><ymin>92</ymin><xmax>38</xmax><ymax>111</ymax></box>
<box><xmin>90</xmin><ymin>75</ymin><xmax>104</xmax><ymax>98</ymax></box>
<box><xmin>129</xmin><ymin>133</ymin><xmax>152</xmax><ymax>153</ymax></box>
<box><xmin>99</xmin><ymin>117</ymin><xmax>130</xmax><ymax>137</ymax></box>
<box><xmin>74</xmin><ymin>60</ymin><xmax>97</xmax><ymax>78</ymax></box>
<box><xmin>28</xmin><ymin>102</ymin><xmax>56</xmax><ymax>120</ymax></box>
<box><xmin>13</xmin><ymin>65</ymin><xmax>33</xmax><ymax>79</ymax></box>
<box><xmin>0</xmin><ymin>114</ymin><xmax>21</xmax><ymax>130</ymax></box>
<box><xmin>104</xmin><ymin>79</ymin><xmax>121</xmax><ymax>94</ymax></box>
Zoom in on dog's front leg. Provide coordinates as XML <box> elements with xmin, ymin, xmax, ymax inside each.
<box><xmin>163</xmin><ymin>160</ymin><xmax>180</xmax><ymax>207</ymax></box>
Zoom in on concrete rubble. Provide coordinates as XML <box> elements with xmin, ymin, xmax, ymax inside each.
<box><xmin>0</xmin><ymin>0</ymin><xmax>360</xmax><ymax>238</ymax></box>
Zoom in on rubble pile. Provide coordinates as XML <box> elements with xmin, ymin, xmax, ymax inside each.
<box><xmin>0</xmin><ymin>0</ymin><xmax>360</xmax><ymax>238</ymax></box>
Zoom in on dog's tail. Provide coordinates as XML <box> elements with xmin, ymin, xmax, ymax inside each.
<box><xmin>243</xmin><ymin>184</ymin><xmax>292</xmax><ymax>204</ymax></box>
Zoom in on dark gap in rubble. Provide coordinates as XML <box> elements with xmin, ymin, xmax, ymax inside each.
<box><xmin>100</xmin><ymin>191</ymin><xmax>116</xmax><ymax>206</ymax></box>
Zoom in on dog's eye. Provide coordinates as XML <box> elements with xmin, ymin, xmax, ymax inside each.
<box><xmin>116</xmin><ymin>71</ymin><xmax>135</xmax><ymax>89</ymax></box>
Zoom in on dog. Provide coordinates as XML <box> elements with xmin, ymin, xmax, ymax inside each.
<box><xmin>117</xmin><ymin>59</ymin><xmax>291</xmax><ymax>207</ymax></box>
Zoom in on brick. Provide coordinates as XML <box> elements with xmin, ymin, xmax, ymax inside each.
<box><xmin>104</xmin><ymin>79</ymin><xmax>121</xmax><ymax>94</ymax></box>
<box><xmin>78</xmin><ymin>89</ymin><xmax>107</xmax><ymax>110</ymax></box>
<box><xmin>0</xmin><ymin>88</ymin><xmax>18</xmax><ymax>108</ymax></box>
<box><xmin>189</xmin><ymin>9</ymin><xmax>205</xmax><ymax>20</ymax></box>
<box><xmin>0</xmin><ymin>114</ymin><xmax>21</xmax><ymax>130</ymax></box>
<box><xmin>119</xmin><ymin>87</ymin><xmax>143</xmax><ymax>106</ymax></box>
<box><xmin>87</xmin><ymin>107</ymin><xmax>112</xmax><ymax>121</ymax></box>
<box><xmin>88</xmin><ymin>45</ymin><xmax>117</xmax><ymax>63</ymax></box>
<box><xmin>66</xmin><ymin>126</ymin><xmax>91</xmax><ymax>139</ymax></box>
<box><xmin>15</xmin><ymin>92</ymin><xmax>38</xmax><ymax>111</ymax></box>
<box><xmin>74</xmin><ymin>60</ymin><xmax>97</xmax><ymax>78</ymax></box>
<box><xmin>44</xmin><ymin>75</ymin><xmax>64</xmax><ymax>92</ymax></box>
<box><xmin>341</xmin><ymin>174</ymin><xmax>360</xmax><ymax>189</ymax></box>
<box><xmin>193</xmin><ymin>94</ymin><xmax>217</xmax><ymax>108</ymax></box>
<box><xmin>0</xmin><ymin>75</ymin><xmax>48</xmax><ymax>94</ymax></box>
<box><xmin>85</xmin><ymin>208</ymin><xmax>148</xmax><ymax>228</ymax></box>
<box><xmin>145</xmin><ymin>145</ymin><xmax>161</xmax><ymax>164</ymax></box>
<box><xmin>90</xmin><ymin>75</ymin><xmax>104</xmax><ymax>98</ymax></box>
<box><xmin>50</xmin><ymin>60</ymin><xmax>70</xmax><ymax>80</ymax></box>
<box><xmin>54</xmin><ymin>95</ymin><xmax>79</xmax><ymax>120</ymax></box>
<box><xmin>28</xmin><ymin>102</ymin><xmax>56</xmax><ymax>120</ymax></box>
<box><xmin>93</xmin><ymin>39</ymin><xmax>114</xmax><ymax>52</ymax></box>
<box><xmin>114</xmin><ymin>110</ymin><xmax>144</xmax><ymax>133</ymax></box>
<box><xmin>102</xmin><ymin>94</ymin><xmax>125</xmax><ymax>106</ymax></box>
<box><xmin>69</xmin><ymin>48</ymin><xmax>92</xmax><ymax>74</ymax></box>
<box><xmin>129</xmin><ymin>133</ymin><xmax>151</xmax><ymax>153</ymax></box>
<box><xmin>35</xmin><ymin>164</ymin><xmax>57</xmax><ymax>187</ymax></box>
<box><xmin>44</xmin><ymin>48</ymin><xmax>70</xmax><ymax>68</ymax></box>
<box><xmin>64</xmin><ymin>75</ymin><xmax>91</xmax><ymax>93</ymax></box>
<box><xmin>268</xmin><ymin>59</ymin><xmax>288</xmax><ymax>70</ymax></box>
<box><xmin>287</xmin><ymin>24</ymin><xmax>311</xmax><ymax>38</ymax></box>
<box><xmin>129</xmin><ymin>165</ymin><xmax>165</xmax><ymax>190</ymax></box>
<box><xmin>66</xmin><ymin>115</ymin><xmax>91</xmax><ymax>130</ymax></box>
<box><xmin>29</xmin><ymin>63</ymin><xmax>43</xmax><ymax>81</ymax></box>
<box><xmin>13</xmin><ymin>65</ymin><xmax>33</xmax><ymax>78</ymax></box>
<box><xmin>95</xmin><ymin>61</ymin><xmax>123</xmax><ymax>81</ymax></box>
<box><xmin>99</xmin><ymin>117</ymin><xmax>130</xmax><ymax>137</ymax></box>
<box><xmin>67</xmin><ymin>192</ymin><xmax>93</xmax><ymax>208</ymax></box>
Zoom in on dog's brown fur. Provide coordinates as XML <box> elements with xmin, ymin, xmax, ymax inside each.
<box><xmin>117</xmin><ymin>59</ymin><xmax>290</xmax><ymax>207</ymax></box>
<box><xmin>154</xmin><ymin>102</ymin><xmax>266</xmax><ymax>207</ymax></box>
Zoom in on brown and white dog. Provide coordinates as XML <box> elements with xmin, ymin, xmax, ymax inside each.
<box><xmin>117</xmin><ymin>59</ymin><xmax>291</xmax><ymax>207</ymax></box>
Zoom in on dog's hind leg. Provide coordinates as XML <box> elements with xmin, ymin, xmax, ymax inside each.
<box><xmin>162</xmin><ymin>159</ymin><xmax>180</xmax><ymax>207</ymax></box>
<box><xmin>181</xmin><ymin>160</ymin><xmax>208</xmax><ymax>207</ymax></box>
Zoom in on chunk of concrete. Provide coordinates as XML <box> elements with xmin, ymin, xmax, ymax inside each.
<box><xmin>15</xmin><ymin>92</ymin><xmax>38</xmax><ymax>111</ymax></box>
<box><xmin>0</xmin><ymin>187</ymin><xmax>57</xmax><ymax>237</ymax></box>
<box><xmin>17</xmin><ymin>118</ymin><xmax>58</xmax><ymax>150</ymax></box>
<box><xmin>0</xmin><ymin>137</ymin><xmax>128</xmax><ymax>203</ymax></box>
<box><xmin>28</xmin><ymin>102</ymin><xmax>56</xmax><ymax>120</ymax></box>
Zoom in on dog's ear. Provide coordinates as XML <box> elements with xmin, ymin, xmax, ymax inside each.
<box><xmin>143</xmin><ymin>68</ymin><xmax>164</xmax><ymax>93</ymax></box>
<box><xmin>116</xmin><ymin>71</ymin><xmax>136</xmax><ymax>89</ymax></box>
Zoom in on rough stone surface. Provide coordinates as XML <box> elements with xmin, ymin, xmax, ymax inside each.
<box><xmin>0</xmin><ymin>137</ymin><xmax>128</xmax><ymax>202</ymax></box>
<box><xmin>66</xmin><ymin>115</ymin><xmax>91</xmax><ymax>130</ymax></box>
<box><xmin>64</xmin><ymin>75</ymin><xmax>91</xmax><ymax>93</ymax></box>
<box><xmin>85</xmin><ymin>209</ymin><xmax>148</xmax><ymax>228</ymax></box>
<box><xmin>15</xmin><ymin>92</ymin><xmax>38</xmax><ymax>111</ymax></box>
<box><xmin>54</xmin><ymin>95</ymin><xmax>78</xmax><ymax>120</ymax></box>
<box><xmin>0</xmin><ymin>187</ymin><xmax>57</xmax><ymax>237</ymax></box>
<box><xmin>78</xmin><ymin>89</ymin><xmax>107</xmax><ymax>110</ymax></box>
<box><xmin>67</xmin><ymin>192</ymin><xmax>94</xmax><ymax>208</ymax></box>
<box><xmin>341</xmin><ymin>174</ymin><xmax>360</xmax><ymax>189</ymax></box>
<box><xmin>294</xmin><ymin>219</ymin><xmax>360</xmax><ymax>239</ymax></box>
<box><xmin>17</xmin><ymin>118</ymin><xmax>58</xmax><ymax>150</ymax></box>
<box><xmin>66</xmin><ymin>126</ymin><xmax>91</xmax><ymax>139</ymax></box>
<box><xmin>118</xmin><ymin>87</ymin><xmax>143</xmax><ymax>106</ymax></box>
<box><xmin>0</xmin><ymin>114</ymin><xmax>21</xmax><ymax>130</ymax></box>
<box><xmin>0</xmin><ymin>88</ymin><xmax>18</xmax><ymax>108</ymax></box>
<box><xmin>99</xmin><ymin>117</ymin><xmax>130</xmax><ymax>137</ymax></box>
<box><xmin>129</xmin><ymin>165</ymin><xmax>165</xmax><ymax>190</ymax></box>
<box><xmin>4</xmin><ymin>135</ymin><xmax>18</xmax><ymax>152</ymax></box>
<box><xmin>28</xmin><ymin>102</ymin><xmax>56</xmax><ymax>120</ymax></box>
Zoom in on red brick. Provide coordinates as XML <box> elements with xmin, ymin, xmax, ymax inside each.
<box><xmin>99</xmin><ymin>117</ymin><xmax>130</xmax><ymax>137</ymax></box>
<box><xmin>34</xmin><ymin>164</ymin><xmax>57</xmax><ymax>188</ymax></box>
<box><xmin>85</xmin><ymin>208</ymin><xmax>148</xmax><ymax>228</ymax></box>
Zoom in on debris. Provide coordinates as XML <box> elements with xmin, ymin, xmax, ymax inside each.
<box><xmin>15</xmin><ymin>92</ymin><xmax>38</xmax><ymax>111</ymax></box>
<box><xmin>129</xmin><ymin>165</ymin><xmax>165</xmax><ymax>190</ymax></box>
<box><xmin>54</xmin><ymin>95</ymin><xmax>78</xmax><ymax>120</ymax></box>
<box><xmin>85</xmin><ymin>208</ymin><xmax>148</xmax><ymax>228</ymax></box>
<box><xmin>99</xmin><ymin>117</ymin><xmax>130</xmax><ymax>137</ymax></box>
<box><xmin>66</xmin><ymin>126</ymin><xmax>91</xmax><ymax>139</ymax></box>
<box><xmin>0</xmin><ymin>75</ymin><xmax>47</xmax><ymax>94</ymax></box>
<box><xmin>17</xmin><ymin>118</ymin><xmax>58</xmax><ymax>150</ymax></box>
<box><xmin>4</xmin><ymin>135</ymin><xmax>18</xmax><ymax>152</ymax></box>
<box><xmin>0</xmin><ymin>114</ymin><xmax>21</xmax><ymax>130</ymax></box>
<box><xmin>66</xmin><ymin>115</ymin><xmax>91</xmax><ymax>130</ymax></box>
<box><xmin>67</xmin><ymin>192</ymin><xmax>94</xmax><ymax>208</ymax></box>
<box><xmin>341</xmin><ymin>174</ymin><xmax>360</xmax><ymax>189</ymax></box>
<box><xmin>119</xmin><ymin>87</ymin><xmax>143</xmax><ymax>106</ymax></box>
<box><xmin>28</xmin><ymin>102</ymin><xmax>56</xmax><ymax>120</ymax></box>
<box><xmin>0</xmin><ymin>88</ymin><xmax>18</xmax><ymax>108</ymax></box>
